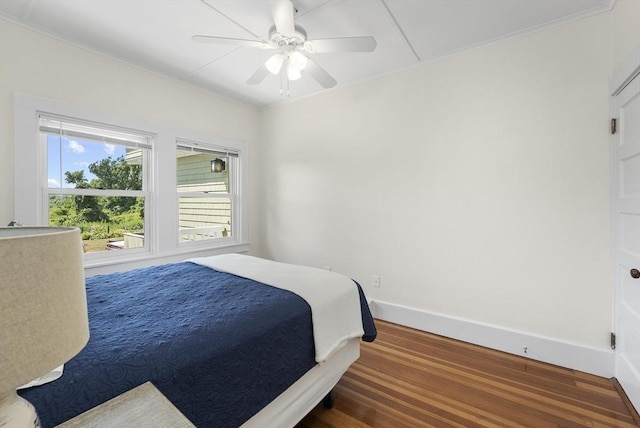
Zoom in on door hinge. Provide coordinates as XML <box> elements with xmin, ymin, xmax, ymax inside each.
<box><xmin>611</xmin><ymin>332</ymin><xmax>616</xmax><ymax>350</ymax></box>
<box><xmin>611</xmin><ymin>118</ymin><xmax>617</xmax><ymax>134</ymax></box>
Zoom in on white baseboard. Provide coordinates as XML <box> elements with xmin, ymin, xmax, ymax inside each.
<box><xmin>370</xmin><ymin>299</ymin><xmax>614</xmax><ymax>378</ymax></box>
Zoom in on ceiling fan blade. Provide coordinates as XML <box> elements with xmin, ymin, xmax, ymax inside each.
<box><xmin>305</xmin><ymin>36</ymin><xmax>377</xmax><ymax>53</ymax></box>
<box><xmin>192</xmin><ymin>35</ymin><xmax>271</xmax><ymax>50</ymax></box>
<box><xmin>246</xmin><ymin>64</ymin><xmax>271</xmax><ymax>85</ymax></box>
<box><xmin>270</xmin><ymin>0</ymin><xmax>295</xmax><ymax>37</ymax></box>
<box><xmin>305</xmin><ymin>58</ymin><xmax>337</xmax><ymax>89</ymax></box>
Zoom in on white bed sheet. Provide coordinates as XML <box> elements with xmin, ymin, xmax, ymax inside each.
<box><xmin>189</xmin><ymin>254</ymin><xmax>364</xmax><ymax>362</ymax></box>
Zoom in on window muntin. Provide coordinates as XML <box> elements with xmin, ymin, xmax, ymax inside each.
<box><xmin>176</xmin><ymin>143</ymin><xmax>238</xmax><ymax>244</ymax></box>
<box><xmin>41</xmin><ymin>115</ymin><xmax>151</xmax><ymax>255</ymax></box>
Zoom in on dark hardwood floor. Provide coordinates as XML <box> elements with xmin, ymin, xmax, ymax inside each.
<box><xmin>297</xmin><ymin>320</ymin><xmax>639</xmax><ymax>427</ymax></box>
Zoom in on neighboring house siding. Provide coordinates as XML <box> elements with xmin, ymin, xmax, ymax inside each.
<box><xmin>177</xmin><ymin>154</ymin><xmax>230</xmax><ymax>235</ymax></box>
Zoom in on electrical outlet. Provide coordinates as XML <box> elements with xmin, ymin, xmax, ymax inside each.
<box><xmin>372</xmin><ymin>275</ymin><xmax>380</xmax><ymax>288</ymax></box>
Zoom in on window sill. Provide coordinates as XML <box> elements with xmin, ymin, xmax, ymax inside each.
<box><xmin>84</xmin><ymin>242</ymin><xmax>250</xmax><ymax>277</ymax></box>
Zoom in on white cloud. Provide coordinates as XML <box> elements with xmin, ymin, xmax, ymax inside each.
<box><xmin>104</xmin><ymin>143</ymin><xmax>116</xmax><ymax>155</ymax></box>
<box><xmin>67</xmin><ymin>140</ymin><xmax>85</xmax><ymax>154</ymax></box>
<box><xmin>74</xmin><ymin>161</ymin><xmax>89</xmax><ymax>168</ymax></box>
<box><xmin>48</xmin><ymin>178</ymin><xmax>60</xmax><ymax>187</ymax></box>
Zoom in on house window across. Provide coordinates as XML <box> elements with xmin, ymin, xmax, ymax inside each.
<box><xmin>176</xmin><ymin>142</ymin><xmax>238</xmax><ymax>244</ymax></box>
<box><xmin>40</xmin><ymin>114</ymin><xmax>152</xmax><ymax>255</ymax></box>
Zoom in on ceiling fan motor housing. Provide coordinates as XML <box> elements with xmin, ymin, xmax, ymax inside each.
<box><xmin>268</xmin><ymin>24</ymin><xmax>307</xmax><ymax>50</ymax></box>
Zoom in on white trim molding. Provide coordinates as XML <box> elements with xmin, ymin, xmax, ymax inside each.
<box><xmin>370</xmin><ymin>300</ymin><xmax>614</xmax><ymax>378</ymax></box>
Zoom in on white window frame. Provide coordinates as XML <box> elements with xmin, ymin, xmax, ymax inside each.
<box><xmin>13</xmin><ymin>93</ymin><xmax>249</xmax><ymax>269</ymax></box>
<box><xmin>39</xmin><ymin>113</ymin><xmax>153</xmax><ymax>262</ymax></box>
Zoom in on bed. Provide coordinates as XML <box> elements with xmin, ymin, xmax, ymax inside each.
<box><xmin>19</xmin><ymin>254</ymin><xmax>376</xmax><ymax>427</ymax></box>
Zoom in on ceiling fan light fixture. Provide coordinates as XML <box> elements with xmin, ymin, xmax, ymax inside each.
<box><xmin>288</xmin><ymin>50</ymin><xmax>308</xmax><ymax>71</ymax></box>
<box><xmin>265</xmin><ymin>53</ymin><xmax>285</xmax><ymax>74</ymax></box>
<box><xmin>287</xmin><ymin>62</ymin><xmax>302</xmax><ymax>80</ymax></box>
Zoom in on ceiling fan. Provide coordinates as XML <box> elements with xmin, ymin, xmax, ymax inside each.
<box><xmin>192</xmin><ymin>0</ymin><xmax>377</xmax><ymax>90</ymax></box>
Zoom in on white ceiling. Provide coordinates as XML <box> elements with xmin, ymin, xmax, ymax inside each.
<box><xmin>0</xmin><ymin>0</ymin><xmax>615</xmax><ymax>107</ymax></box>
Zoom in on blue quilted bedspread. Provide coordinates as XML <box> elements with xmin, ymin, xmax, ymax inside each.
<box><xmin>20</xmin><ymin>261</ymin><xmax>376</xmax><ymax>427</ymax></box>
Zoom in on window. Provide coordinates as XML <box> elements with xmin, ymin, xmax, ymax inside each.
<box><xmin>14</xmin><ymin>93</ymin><xmax>249</xmax><ymax>268</ymax></box>
<box><xmin>40</xmin><ymin>115</ymin><xmax>152</xmax><ymax>255</ymax></box>
<box><xmin>176</xmin><ymin>141</ymin><xmax>239</xmax><ymax>245</ymax></box>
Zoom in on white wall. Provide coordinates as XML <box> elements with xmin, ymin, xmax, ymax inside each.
<box><xmin>256</xmin><ymin>0</ymin><xmax>640</xmax><ymax>352</ymax></box>
<box><xmin>0</xmin><ymin>20</ymin><xmax>260</xmax><ymax>256</ymax></box>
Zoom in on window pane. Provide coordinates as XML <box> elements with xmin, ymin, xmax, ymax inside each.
<box><xmin>47</xmin><ymin>135</ymin><xmax>63</xmax><ymax>188</ymax></box>
<box><xmin>41</xmin><ymin>114</ymin><xmax>150</xmax><ymax>258</ymax></box>
<box><xmin>177</xmin><ymin>146</ymin><xmax>232</xmax><ymax>243</ymax></box>
<box><xmin>49</xmin><ymin>195</ymin><xmax>145</xmax><ymax>253</ymax></box>
<box><xmin>176</xmin><ymin>148</ymin><xmax>229</xmax><ymax>194</ymax></box>
<box><xmin>178</xmin><ymin>196</ymin><xmax>231</xmax><ymax>241</ymax></box>
<box><xmin>47</xmin><ymin>134</ymin><xmax>143</xmax><ymax>191</ymax></box>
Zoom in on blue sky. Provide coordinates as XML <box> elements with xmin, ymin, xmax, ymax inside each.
<box><xmin>47</xmin><ymin>135</ymin><xmax>126</xmax><ymax>188</ymax></box>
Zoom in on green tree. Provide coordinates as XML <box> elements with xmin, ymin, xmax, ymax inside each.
<box><xmin>64</xmin><ymin>170</ymin><xmax>106</xmax><ymax>222</ymax></box>
<box><xmin>88</xmin><ymin>156</ymin><xmax>141</xmax><ymax>190</ymax></box>
<box><xmin>61</xmin><ymin>155</ymin><xmax>143</xmax><ymax>237</ymax></box>
<box><xmin>88</xmin><ymin>156</ymin><xmax>141</xmax><ymax>215</ymax></box>
<box><xmin>65</xmin><ymin>170</ymin><xmax>89</xmax><ymax>188</ymax></box>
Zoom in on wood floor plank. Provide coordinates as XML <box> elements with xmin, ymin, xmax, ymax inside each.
<box><xmin>367</xmin><ymin>341</ymin><xmax>630</xmax><ymax>425</ymax></box>
<box><xmin>297</xmin><ymin>320</ymin><xmax>639</xmax><ymax>428</ymax></box>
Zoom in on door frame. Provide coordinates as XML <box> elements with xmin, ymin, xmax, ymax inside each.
<box><xmin>610</xmin><ymin>42</ymin><xmax>640</xmax><ymax>413</ymax></box>
<box><xmin>611</xmin><ymin>45</ymin><xmax>640</xmax><ymax>98</ymax></box>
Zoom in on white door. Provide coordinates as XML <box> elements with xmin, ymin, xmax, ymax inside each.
<box><xmin>612</xmin><ymin>68</ymin><xmax>640</xmax><ymax>413</ymax></box>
